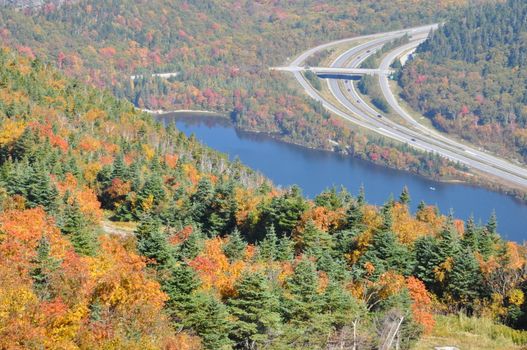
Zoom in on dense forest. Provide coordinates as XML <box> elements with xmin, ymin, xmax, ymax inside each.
<box><xmin>1</xmin><ymin>47</ymin><xmax>527</xmax><ymax>349</ymax></box>
<box><xmin>0</xmin><ymin>0</ymin><xmax>488</xmax><ymax>180</ymax></box>
<box><xmin>399</xmin><ymin>0</ymin><xmax>527</xmax><ymax>163</ymax></box>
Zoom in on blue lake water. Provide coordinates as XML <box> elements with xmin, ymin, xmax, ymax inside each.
<box><xmin>159</xmin><ymin>114</ymin><xmax>527</xmax><ymax>243</ymax></box>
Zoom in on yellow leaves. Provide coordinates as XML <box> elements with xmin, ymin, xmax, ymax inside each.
<box><xmin>392</xmin><ymin>202</ymin><xmax>428</xmax><ymax>244</ymax></box>
<box><xmin>83</xmin><ymin>162</ymin><xmax>102</xmax><ymax>184</ymax></box>
<box><xmin>434</xmin><ymin>257</ymin><xmax>454</xmax><ymax>283</ymax></box>
<box><xmin>183</xmin><ymin>163</ymin><xmax>200</xmax><ymax>185</ymax></box>
<box><xmin>90</xmin><ymin>237</ymin><xmax>167</xmax><ymax>310</ymax></box>
<box><xmin>142</xmin><ymin>143</ymin><xmax>155</xmax><ymax>160</ymax></box>
<box><xmin>508</xmin><ymin>289</ymin><xmax>525</xmax><ymax>307</ymax></box>
<box><xmin>377</xmin><ymin>272</ymin><xmax>406</xmax><ymax>299</ymax></box>
<box><xmin>45</xmin><ymin>301</ymin><xmax>88</xmax><ymax>347</ymax></box>
<box><xmin>84</xmin><ymin>108</ymin><xmax>107</xmax><ymax>123</ymax></box>
<box><xmin>0</xmin><ymin>119</ymin><xmax>25</xmax><ymax>146</ymax></box>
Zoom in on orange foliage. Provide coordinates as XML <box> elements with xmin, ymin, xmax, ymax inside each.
<box><xmin>188</xmin><ymin>238</ymin><xmax>246</xmax><ymax>297</ymax></box>
<box><xmin>295</xmin><ymin>206</ymin><xmax>344</xmax><ymax>233</ymax></box>
<box><xmin>56</xmin><ymin>173</ymin><xmax>103</xmax><ymax>224</ymax></box>
<box><xmin>406</xmin><ymin>277</ymin><xmax>435</xmax><ymax>334</ymax></box>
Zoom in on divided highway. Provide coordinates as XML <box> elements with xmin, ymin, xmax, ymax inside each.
<box><xmin>277</xmin><ymin>25</ymin><xmax>527</xmax><ymax>190</ymax></box>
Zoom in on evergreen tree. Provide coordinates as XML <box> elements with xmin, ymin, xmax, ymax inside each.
<box><xmin>186</xmin><ymin>293</ymin><xmax>233</xmax><ymax>349</ymax></box>
<box><xmin>399</xmin><ymin>186</ymin><xmax>411</xmax><ymax>205</ymax></box>
<box><xmin>359</xmin><ymin>230</ymin><xmax>413</xmax><ymax>277</ymax></box>
<box><xmin>345</xmin><ymin>198</ymin><xmax>364</xmax><ymax>231</ymax></box>
<box><xmin>276</xmin><ymin>235</ymin><xmax>295</xmax><ymax>261</ymax></box>
<box><xmin>112</xmin><ymin>152</ymin><xmax>127</xmax><ymax>179</ymax></box>
<box><xmin>299</xmin><ymin>219</ymin><xmax>334</xmax><ymax>258</ymax></box>
<box><xmin>258</xmin><ymin>225</ymin><xmax>278</xmax><ymax>261</ymax></box>
<box><xmin>162</xmin><ymin>262</ymin><xmax>201</xmax><ymax>323</ymax></box>
<box><xmin>284</xmin><ymin>257</ymin><xmax>322</xmax><ymax>323</ymax></box>
<box><xmin>462</xmin><ymin>215</ymin><xmax>479</xmax><ymax>250</ymax></box>
<box><xmin>178</xmin><ymin>227</ymin><xmax>205</xmax><ymax>260</ymax></box>
<box><xmin>223</xmin><ymin>228</ymin><xmax>247</xmax><ymax>262</ymax></box>
<box><xmin>227</xmin><ymin>272</ymin><xmax>281</xmax><ymax>348</ymax></box>
<box><xmin>447</xmin><ymin>248</ymin><xmax>482</xmax><ymax>307</ymax></box>
<box><xmin>61</xmin><ymin>195</ymin><xmax>98</xmax><ymax>256</ymax></box>
<box><xmin>30</xmin><ymin>235</ymin><xmax>60</xmax><ymax>301</ymax></box>
<box><xmin>413</xmin><ymin>235</ymin><xmax>440</xmax><ymax>289</ymax></box>
<box><xmin>136</xmin><ymin>214</ymin><xmax>174</xmax><ymax>268</ymax></box>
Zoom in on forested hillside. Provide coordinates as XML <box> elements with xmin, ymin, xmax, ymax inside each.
<box><xmin>1</xmin><ymin>47</ymin><xmax>527</xmax><ymax>349</ymax></box>
<box><xmin>0</xmin><ymin>0</ymin><xmax>485</xmax><ymax>179</ymax></box>
<box><xmin>399</xmin><ymin>0</ymin><xmax>527</xmax><ymax>162</ymax></box>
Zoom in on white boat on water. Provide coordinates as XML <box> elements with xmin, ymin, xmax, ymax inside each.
<box><xmin>429</xmin><ymin>187</ymin><xmax>436</xmax><ymax>191</ymax></box>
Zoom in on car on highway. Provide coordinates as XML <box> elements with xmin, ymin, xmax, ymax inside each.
<box><xmin>411</xmin><ymin>138</ymin><xmax>416</xmax><ymax>142</ymax></box>
<box><xmin>377</xmin><ymin>114</ymin><xmax>382</xmax><ymax>118</ymax></box>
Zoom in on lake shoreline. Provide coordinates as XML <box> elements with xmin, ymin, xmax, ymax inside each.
<box><xmin>153</xmin><ymin>111</ymin><xmax>527</xmax><ymax>205</ymax></box>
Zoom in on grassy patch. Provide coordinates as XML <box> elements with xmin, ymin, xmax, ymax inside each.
<box><xmin>414</xmin><ymin>314</ymin><xmax>527</xmax><ymax>350</ymax></box>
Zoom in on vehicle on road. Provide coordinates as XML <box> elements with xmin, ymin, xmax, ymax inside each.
<box><xmin>377</xmin><ymin>114</ymin><xmax>382</xmax><ymax>118</ymax></box>
<box><xmin>411</xmin><ymin>138</ymin><xmax>416</xmax><ymax>142</ymax></box>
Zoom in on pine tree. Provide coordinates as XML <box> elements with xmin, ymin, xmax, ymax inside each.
<box><xmin>345</xmin><ymin>198</ymin><xmax>364</xmax><ymax>231</ymax></box>
<box><xmin>227</xmin><ymin>272</ymin><xmax>281</xmax><ymax>348</ymax></box>
<box><xmin>447</xmin><ymin>248</ymin><xmax>482</xmax><ymax>306</ymax></box>
<box><xmin>61</xmin><ymin>195</ymin><xmax>98</xmax><ymax>256</ymax></box>
<box><xmin>136</xmin><ymin>214</ymin><xmax>174</xmax><ymax>268</ymax></box>
<box><xmin>178</xmin><ymin>227</ymin><xmax>205</xmax><ymax>260</ymax></box>
<box><xmin>299</xmin><ymin>219</ymin><xmax>334</xmax><ymax>257</ymax></box>
<box><xmin>359</xmin><ymin>230</ymin><xmax>413</xmax><ymax>277</ymax></box>
<box><xmin>162</xmin><ymin>262</ymin><xmax>201</xmax><ymax>322</ymax></box>
<box><xmin>30</xmin><ymin>235</ymin><xmax>60</xmax><ymax>301</ymax></box>
<box><xmin>462</xmin><ymin>215</ymin><xmax>479</xmax><ymax>250</ymax></box>
<box><xmin>284</xmin><ymin>257</ymin><xmax>322</xmax><ymax>323</ymax></box>
<box><xmin>276</xmin><ymin>235</ymin><xmax>295</xmax><ymax>261</ymax></box>
<box><xmin>223</xmin><ymin>228</ymin><xmax>247</xmax><ymax>262</ymax></box>
<box><xmin>399</xmin><ymin>186</ymin><xmax>411</xmax><ymax>205</ymax></box>
<box><xmin>413</xmin><ymin>235</ymin><xmax>440</xmax><ymax>289</ymax></box>
<box><xmin>258</xmin><ymin>225</ymin><xmax>278</xmax><ymax>261</ymax></box>
<box><xmin>186</xmin><ymin>293</ymin><xmax>233</xmax><ymax>349</ymax></box>
<box><xmin>112</xmin><ymin>152</ymin><xmax>127</xmax><ymax>179</ymax></box>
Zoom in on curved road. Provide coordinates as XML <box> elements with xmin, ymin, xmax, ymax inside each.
<box><xmin>283</xmin><ymin>25</ymin><xmax>527</xmax><ymax>189</ymax></box>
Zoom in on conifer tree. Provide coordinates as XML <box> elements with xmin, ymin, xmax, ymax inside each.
<box><xmin>186</xmin><ymin>293</ymin><xmax>233</xmax><ymax>349</ymax></box>
<box><xmin>30</xmin><ymin>235</ymin><xmax>60</xmax><ymax>301</ymax></box>
<box><xmin>399</xmin><ymin>186</ymin><xmax>411</xmax><ymax>205</ymax></box>
<box><xmin>284</xmin><ymin>257</ymin><xmax>322</xmax><ymax>323</ymax></box>
<box><xmin>136</xmin><ymin>214</ymin><xmax>174</xmax><ymax>268</ymax></box>
<box><xmin>61</xmin><ymin>195</ymin><xmax>98</xmax><ymax>256</ymax></box>
<box><xmin>223</xmin><ymin>228</ymin><xmax>247</xmax><ymax>262</ymax></box>
<box><xmin>162</xmin><ymin>262</ymin><xmax>201</xmax><ymax>322</ymax></box>
<box><xmin>178</xmin><ymin>227</ymin><xmax>205</xmax><ymax>260</ymax></box>
<box><xmin>258</xmin><ymin>225</ymin><xmax>278</xmax><ymax>261</ymax></box>
<box><xmin>227</xmin><ymin>272</ymin><xmax>281</xmax><ymax>348</ymax></box>
<box><xmin>276</xmin><ymin>235</ymin><xmax>295</xmax><ymax>261</ymax></box>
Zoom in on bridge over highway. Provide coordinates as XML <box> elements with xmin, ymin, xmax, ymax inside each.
<box><xmin>272</xmin><ymin>66</ymin><xmax>393</xmax><ymax>77</ymax></box>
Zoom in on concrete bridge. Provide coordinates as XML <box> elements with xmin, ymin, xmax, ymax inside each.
<box><xmin>272</xmin><ymin>66</ymin><xmax>393</xmax><ymax>78</ymax></box>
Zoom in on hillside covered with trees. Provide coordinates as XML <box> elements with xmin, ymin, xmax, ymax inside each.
<box><xmin>1</xmin><ymin>47</ymin><xmax>527</xmax><ymax>349</ymax></box>
<box><xmin>399</xmin><ymin>0</ymin><xmax>527</xmax><ymax>163</ymax></box>
<box><xmin>0</xmin><ymin>0</ymin><xmax>488</xmax><ymax>181</ymax></box>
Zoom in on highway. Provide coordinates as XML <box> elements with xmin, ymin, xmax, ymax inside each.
<box><xmin>278</xmin><ymin>25</ymin><xmax>527</xmax><ymax>189</ymax></box>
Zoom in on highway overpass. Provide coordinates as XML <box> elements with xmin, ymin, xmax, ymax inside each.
<box><xmin>272</xmin><ymin>66</ymin><xmax>393</xmax><ymax>78</ymax></box>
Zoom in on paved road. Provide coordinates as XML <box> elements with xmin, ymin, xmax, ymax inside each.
<box><xmin>281</xmin><ymin>25</ymin><xmax>527</xmax><ymax>189</ymax></box>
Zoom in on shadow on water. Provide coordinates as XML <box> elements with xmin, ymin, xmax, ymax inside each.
<box><xmin>157</xmin><ymin>113</ymin><xmax>527</xmax><ymax>243</ymax></box>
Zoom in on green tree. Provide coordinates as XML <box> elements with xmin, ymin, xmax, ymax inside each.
<box><xmin>186</xmin><ymin>293</ymin><xmax>233</xmax><ymax>350</ymax></box>
<box><xmin>136</xmin><ymin>214</ymin><xmax>174</xmax><ymax>268</ymax></box>
<box><xmin>61</xmin><ymin>195</ymin><xmax>98</xmax><ymax>256</ymax></box>
<box><xmin>227</xmin><ymin>272</ymin><xmax>281</xmax><ymax>348</ymax></box>
<box><xmin>30</xmin><ymin>235</ymin><xmax>60</xmax><ymax>301</ymax></box>
<box><xmin>223</xmin><ymin>228</ymin><xmax>247</xmax><ymax>262</ymax></box>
